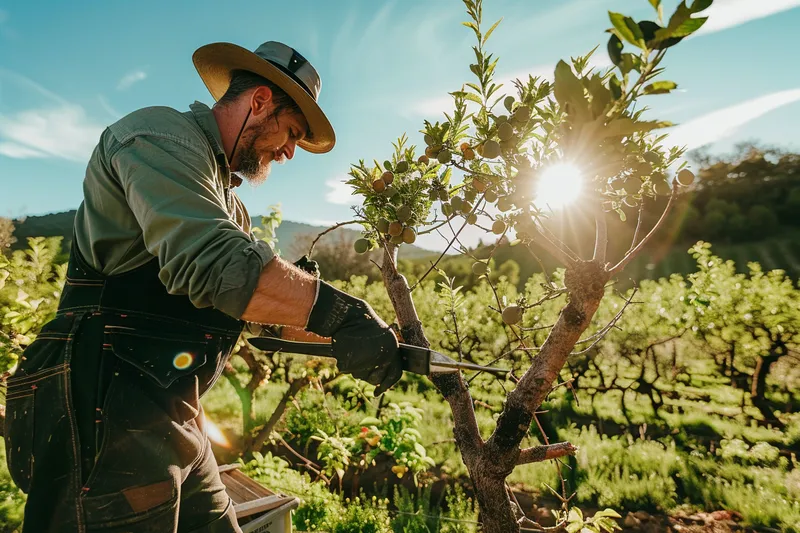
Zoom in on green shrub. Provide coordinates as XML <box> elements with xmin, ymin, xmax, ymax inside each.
<box><xmin>0</xmin><ymin>442</ymin><xmax>25</xmax><ymax>533</ymax></box>
<box><xmin>333</xmin><ymin>496</ymin><xmax>391</xmax><ymax>533</ymax></box>
<box><xmin>571</xmin><ymin>427</ymin><xmax>681</xmax><ymax>512</ymax></box>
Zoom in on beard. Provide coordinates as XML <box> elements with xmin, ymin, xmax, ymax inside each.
<box><xmin>235</xmin><ymin>120</ymin><xmax>274</xmax><ymax>187</ymax></box>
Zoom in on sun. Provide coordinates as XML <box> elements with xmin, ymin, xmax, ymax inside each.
<box><xmin>534</xmin><ymin>163</ymin><xmax>584</xmax><ymax>210</ymax></box>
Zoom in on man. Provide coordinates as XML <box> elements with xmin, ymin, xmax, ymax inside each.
<box><xmin>3</xmin><ymin>41</ymin><xmax>403</xmax><ymax>532</ymax></box>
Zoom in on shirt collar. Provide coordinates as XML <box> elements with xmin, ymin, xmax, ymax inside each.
<box><xmin>188</xmin><ymin>101</ymin><xmax>244</xmax><ymax>188</ymax></box>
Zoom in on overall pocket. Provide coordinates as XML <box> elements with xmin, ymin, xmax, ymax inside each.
<box><xmin>103</xmin><ymin>325</ymin><xmax>218</xmax><ymax>423</ymax></box>
<box><xmin>3</xmin><ymin>363</ymin><xmax>70</xmax><ymax>493</ymax></box>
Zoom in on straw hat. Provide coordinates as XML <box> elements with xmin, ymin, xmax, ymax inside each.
<box><xmin>193</xmin><ymin>41</ymin><xmax>335</xmax><ymax>154</ymax></box>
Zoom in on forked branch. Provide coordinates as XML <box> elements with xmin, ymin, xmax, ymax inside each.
<box><xmin>609</xmin><ymin>184</ymin><xmax>678</xmax><ymax>275</ymax></box>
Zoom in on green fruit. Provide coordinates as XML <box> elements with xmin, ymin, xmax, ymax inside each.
<box><xmin>496</xmin><ymin>114</ymin><xmax>508</xmax><ymax>123</ymax></box>
<box><xmin>438</xmin><ymin>189</ymin><xmax>449</xmax><ymax>202</ymax></box>
<box><xmin>484</xmin><ymin>189</ymin><xmax>498</xmax><ymax>203</ymax></box>
<box><xmin>482</xmin><ymin>140</ymin><xmax>501</xmax><ymax>159</ymax></box>
<box><xmin>376</xmin><ymin>218</ymin><xmax>390</xmax><ymax>233</ymax></box>
<box><xmin>354</xmin><ymin>238</ymin><xmax>370</xmax><ymax>254</ymax></box>
<box><xmin>472</xmin><ymin>261</ymin><xmax>489</xmax><ymax>275</ymax></box>
<box><xmin>441</xmin><ymin>202</ymin><xmax>454</xmax><ymax>217</ymax></box>
<box><xmin>466</xmin><ymin>213</ymin><xmax>478</xmax><ymax>225</ymax></box>
<box><xmin>388</xmin><ymin>221</ymin><xmax>403</xmax><ymax>237</ymax></box>
<box><xmin>677</xmin><ymin>169</ymin><xmax>695</xmax><ymax>186</ymax></box>
<box><xmin>636</xmin><ymin>161</ymin><xmax>653</xmax><ymax>176</ymax></box>
<box><xmin>437</xmin><ymin>149</ymin><xmax>453</xmax><ymax>164</ymax></box>
<box><xmin>418</xmin><ymin>155</ymin><xmax>430</xmax><ymax>165</ymax></box>
<box><xmin>396</xmin><ymin>161</ymin><xmax>409</xmax><ymax>173</ymax></box>
<box><xmin>424</xmin><ymin>134</ymin><xmax>434</xmax><ymax>146</ymax></box>
<box><xmin>643</xmin><ymin>151</ymin><xmax>660</xmax><ymax>165</ymax></box>
<box><xmin>383</xmin><ymin>185</ymin><xmax>398</xmax><ymax>198</ymax></box>
<box><xmin>492</xmin><ymin>219</ymin><xmax>506</xmax><ymax>235</ymax></box>
<box><xmin>464</xmin><ymin>189</ymin><xmax>477</xmax><ymax>203</ymax></box>
<box><xmin>653</xmin><ymin>179</ymin><xmax>671</xmax><ymax>196</ymax></box>
<box><xmin>502</xmin><ymin>305</ymin><xmax>523</xmax><ymax>325</ymax></box>
<box><xmin>402</xmin><ymin>227</ymin><xmax>417</xmax><ymax>244</ymax></box>
<box><xmin>390</xmin><ymin>234</ymin><xmax>404</xmax><ymax>245</ymax></box>
<box><xmin>499</xmin><ymin>138</ymin><xmax>516</xmax><ymax>152</ymax></box>
<box><xmin>461</xmin><ymin>200</ymin><xmax>473</xmax><ymax>214</ymax></box>
<box><xmin>497</xmin><ymin>196</ymin><xmax>513</xmax><ymax>212</ymax></box>
<box><xmin>397</xmin><ymin>205</ymin><xmax>412</xmax><ymax>223</ymax></box>
<box><xmin>425</xmin><ymin>146</ymin><xmax>438</xmax><ymax>159</ymax></box>
<box><xmin>504</xmin><ymin>95</ymin><xmax>515</xmax><ymax>111</ymax></box>
<box><xmin>498</xmin><ymin>122</ymin><xmax>514</xmax><ymax>141</ymax></box>
<box><xmin>512</xmin><ymin>105</ymin><xmax>531</xmax><ymax>123</ymax></box>
<box><xmin>450</xmin><ymin>196</ymin><xmax>463</xmax><ymax>211</ymax></box>
<box><xmin>382</xmin><ymin>171</ymin><xmax>395</xmax><ymax>185</ymax></box>
<box><xmin>611</xmin><ymin>178</ymin><xmax>626</xmax><ymax>191</ymax></box>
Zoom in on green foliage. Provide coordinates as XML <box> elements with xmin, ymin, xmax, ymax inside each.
<box><xmin>0</xmin><ymin>443</ymin><xmax>25</xmax><ymax>532</ymax></box>
<box><xmin>0</xmin><ymin>236</ymin><xmax>66</xmax><ymax>374</ymax></box>
<box><xmin>333</xmin><ymin>497</ymin><xmax>392</xmax><ymax>533</ymax></box>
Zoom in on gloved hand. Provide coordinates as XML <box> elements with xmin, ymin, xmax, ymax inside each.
<box><xmin>305</xmin><ymin>280</ymin><xmax>402</xmax><ymax>394</ymax></box>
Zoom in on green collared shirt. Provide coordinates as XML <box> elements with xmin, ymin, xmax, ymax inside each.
<box><xmin>73</xmin><ymin>101</ymin><xmax>275</xmax><ymax>319</ymax></box>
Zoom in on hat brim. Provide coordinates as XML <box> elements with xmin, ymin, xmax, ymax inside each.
<box><xmin>192</xmin><ymin>42</ymin><xmax>335</xmax><ymax>154</ymax></box>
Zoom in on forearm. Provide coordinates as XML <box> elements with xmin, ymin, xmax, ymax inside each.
<box><xmin>241</xmin><ymin>256</ymin><xmax>319</xmax><ymax>326</ymax></box>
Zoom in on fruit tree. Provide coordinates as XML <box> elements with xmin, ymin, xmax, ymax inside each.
<box><xmin>313</xmin><ymin>1</ymin><xmax>711</xmax><ymax>531</ymax></box>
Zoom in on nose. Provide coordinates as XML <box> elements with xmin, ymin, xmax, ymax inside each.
<box><xmin>283</xmin><ymin>141</ymin><xmax>297</xmax><ymax>160</ymax></box>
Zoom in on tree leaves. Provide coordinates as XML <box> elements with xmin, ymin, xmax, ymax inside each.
<box><xmin>655</xmin><ymin>0</ymin><xmax>712</xmax><ymax>42</ymax></box>
<box><xmin>607</xmin><ymin>34</ymin><xmax>624</xmax><ymax>67</ymax></box>
<box><xmin>554</xmin><ymin>60</ymin><xmax>589</xmax><ymax>119</ymax></box>
<box><xmin>608</xmin><ymin>12</ymin><xmax>646</xmax><ymax>49</ymax></box>
<box><xmin>644</xmin><ymin>80</ymin><xmax>678</xmax><ymax>95</ymax></box>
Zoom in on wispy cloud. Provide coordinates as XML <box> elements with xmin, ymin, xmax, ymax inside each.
<box><xmin>0</xmin><ymin>105</ymin><xmax>104</xmax><ymax>161</ymax></box>
<box><xmin>325</xmin><ymin>178</ymin><xmax>363</xmax><ymax>205</ymax></box>
<box><xmin>0</xmin><ymin>69</ymin><xmax>105</xmax><ymax>162</ymax></box>
<box><xmin>664</xmin><ymin>89</ymin><xmax>800</xmax><ymax>152</ymax></box>
<box><xmin>696</xmin><ymin>0</ymin><xmax>800</xmax><ymax>36</ymax></box>
<box><xmin>117</xmin><ymin>69</ymin><xmax>147</xmax><ymax>91</ymax></box>
<box><xmin>98</xmin><ymin>95</ymin><xmax>122</xmax><ymax>119</ymax></box>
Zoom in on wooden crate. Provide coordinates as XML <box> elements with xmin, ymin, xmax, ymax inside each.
<box><xmin>219</xmin><ymin>464</ymin><xmax>299</xmax><ymax>533</ymax></box>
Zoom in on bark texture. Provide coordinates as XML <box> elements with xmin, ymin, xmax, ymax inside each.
<box><xmin>379</xmin><ymin>245</ymin><xmax>597</xmax><ymax>533</ymax></box>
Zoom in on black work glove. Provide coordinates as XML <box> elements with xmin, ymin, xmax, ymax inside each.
<box><xmin>305</xmin><ymin>281</ymin><xmax>402</xmax><ymax>394</ymax></box>
<box><xmin>294</xmin><ymin>255</ymin><xmax>320</xmax><ymax>277</ymax></box>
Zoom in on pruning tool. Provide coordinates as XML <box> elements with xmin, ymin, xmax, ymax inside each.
<box><xmin>246</xmin><ymin>337</ymin><xmax>510</xmax><ymax>379</ymax></box>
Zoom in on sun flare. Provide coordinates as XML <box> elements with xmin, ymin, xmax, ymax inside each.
<box><xmin>535</xmin><ymin>163</ymin><xmax>584</xmax><ymax>210</ymax></box>
<box><xmin>203</xmin><ymin>414</ymin><xmax>231</xmax><ymax>448</ymax></box>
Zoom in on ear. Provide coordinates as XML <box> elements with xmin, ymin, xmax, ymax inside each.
<box><xmin>250</xmin><ymin>85</ymin><xmax>274</xmax><ymax>117</ymax></box>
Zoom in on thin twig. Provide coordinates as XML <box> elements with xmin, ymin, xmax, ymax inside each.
<box><xmin>593</xmin><ymin>210</ymin><xmax>607</xmax><ymax>264</ymax></box>
<box><xmin>307</xmin><ymin>219</ymin><xmax>360</xmax><ymax>257</ymax></box>
<box><xmin>610</xmin><ymin>183</ymin><xmax>678</xmax><ymax>275</ymax></box>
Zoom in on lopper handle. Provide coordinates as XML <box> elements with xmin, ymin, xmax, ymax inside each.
<box><xmin>247</xmin><ymin>336</ymin><xmax>334</xmax><ymax>358</ymax></box>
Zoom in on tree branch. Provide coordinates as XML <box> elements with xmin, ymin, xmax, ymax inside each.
<box><xmin>517</xmin><ymin>442</ymin><xmax>578</xmax><ymax>465</ymax></box>
<box><xmin>593</xmin><ymin>211</ymin><xmax>607</xmax><ymax>265</ymax></box>
<box><xmin>251</xmin><ymin>375</ymin><xmax>311</xmax><ymax>452</ymax></box>
<box><xmin>609</xmin><ymin>184</ymin><xmax>678</xmax><ymax>275</ymax></box>
<box><xmin>307</xmin><ymin>220</ymin><xmax>360</xmax><ymax>257</ymax></box>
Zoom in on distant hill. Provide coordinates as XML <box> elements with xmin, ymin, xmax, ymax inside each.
<box><xmin>10</xmin><ymin>210</ymin><xmax>437</xmax><ymax>261</ymax></box>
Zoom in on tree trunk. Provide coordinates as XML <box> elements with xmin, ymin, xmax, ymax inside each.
<box><xmin>379</xmin><ymin>246</ymin><xmax>598</xmax><ymax>533</ymax></box>
<box><xmin>750</xmin><ymin>351</ymin><xmax>783</xmax><ymax>428</ymax></box>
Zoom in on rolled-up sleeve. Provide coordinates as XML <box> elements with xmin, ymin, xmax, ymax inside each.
<box><xmin>111</xmin><ymin>135</ymin><xmax>274</xmax><ymax>319</ymax></box>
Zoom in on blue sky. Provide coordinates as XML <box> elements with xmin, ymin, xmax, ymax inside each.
<box><xmin>1</xmin><ymin>0</ymin><xmax>800</xmax><ymax>251</ymax></box>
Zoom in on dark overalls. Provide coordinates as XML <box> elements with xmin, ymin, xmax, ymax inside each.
<box><xmin>3</xmin><ymin>239</ymin><xmax>245</xmax><ymax>532</ymax></box>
